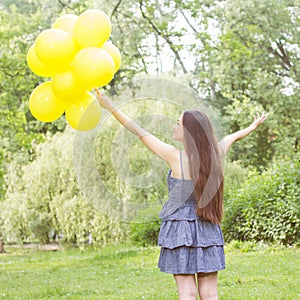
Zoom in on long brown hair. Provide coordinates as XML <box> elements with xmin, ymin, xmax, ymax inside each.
<box><xmin>182</xmin><ymin>110</ymin><xmax>224</xmax><ymax>224</ymax></box>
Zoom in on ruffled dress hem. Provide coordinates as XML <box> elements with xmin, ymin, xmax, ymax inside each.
<box><xmin>158</xmin><ymin>217</ymin><xmax>225</xmax><ymax>274</ymax></box>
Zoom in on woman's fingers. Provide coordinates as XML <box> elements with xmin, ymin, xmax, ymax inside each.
<box><xmin>255</xmin><ymin>112</ymin><xmax>268</xmax><ymax>121</ymax></box>
<box><xmin>256</xmin><ymin>112</ymin><xmax>269</xmax><ymax>125</ymax></box>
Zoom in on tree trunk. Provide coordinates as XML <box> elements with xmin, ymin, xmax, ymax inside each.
<box><xmin>0</xmin><ymin>241</ymin><xmax>6</xmax><ymax>253</ymax></box>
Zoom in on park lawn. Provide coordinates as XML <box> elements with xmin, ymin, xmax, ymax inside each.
<box><xmin>0</xmin><ymin>243</ymin><xmax>299</xmax><ymax>300</ymax></box>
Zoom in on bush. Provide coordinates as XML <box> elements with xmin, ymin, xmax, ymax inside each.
<box><xmin>223</xmin><ymin>155</ymin><xmax>300</xmax><ymax>245</ymax></box>
<box><xmin>129</xmin><ymin>205</ymin><xmax>162</xmax><ymax>246</ymax></box>
<box><xmin>224</xmin><ymin>160</ymin><xmax>250</xmax><ymax>199</ymax></box>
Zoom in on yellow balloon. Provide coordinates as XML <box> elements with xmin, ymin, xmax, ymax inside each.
<box><xmin>74</xmin><ymin>9</ymin><xmax>111</xmax><ymax>48</ymax></box>
<box><xmin>73</xmin><ymin>47</ymin><xmax>115</xmax><ymax>88</ymax></box>
<box><xmin>65</xmin><ymin>92</ymin><xmax>102</xmax><ymax>131</ymax></box>
<box><xmin>52</xmin><ymin>70</ymin><xmax>86</xmax><ymax>101</ymax></box>
<box><xmin>26</xmin><ymin>44</ymin><xmax>55</xmax><ymax>77</ymax></box>
<box><xmin>35</xmin><ymin>29</ymin><xmax>76</xmax><ymax>69</ymax></box>
<box><xmin>29</xmin><ymin>81</ymin><xmax>65</xmax><ymax>122</ymax></box>
<box><xmin>52</xmin><ymin>14</ymin><xmax>78</xmax><ymax>35</ymax></box>
<box><xmin>101</xmin><ymin>42</ymin><xmax>121</xmax><ymax>72</ymax></box>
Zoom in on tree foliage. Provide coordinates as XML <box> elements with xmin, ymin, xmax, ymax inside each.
<box><xmin>0</xmin><ymin>128</ymin><xmax>129</xmax><ymax>245</ymax></box>
<box><xmin>213</xmin><ymin>0</ymin><xmax>299</xmax><ymax>165</ymax></box>
<box><xmin>0</xmin><ymin>0</ymin><xmax>299</xmax><ymax>244</ymax></box>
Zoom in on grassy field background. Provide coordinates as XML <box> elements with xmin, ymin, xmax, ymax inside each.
<box><xmin>0</xmin><ymin>242</ymin><xmax>299</xmax><ymax>299</ymax></box>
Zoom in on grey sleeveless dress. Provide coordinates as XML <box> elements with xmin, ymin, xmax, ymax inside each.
<box><xmin>157</xmin><ymin>151</ymin><xmax>225</xmax><ymax>274</ymax></box>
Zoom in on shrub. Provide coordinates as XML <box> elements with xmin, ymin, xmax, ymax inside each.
<box><xmin>223</xmin><ymin>160</ymin><xmax>250</xmax><ymax>199</ymax></box>
<box><xmin>129</xmin><ymin>205</ymin><xmax>162</xmax><ymax>246</ymax></box>
<box><xmin>223</xmin><ymin>155</ymin><xmax>300</xmax><ymax>245</ymax></box>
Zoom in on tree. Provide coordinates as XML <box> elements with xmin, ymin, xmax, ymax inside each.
<box><xmin>210</xmin><ymin>0</ymin><xmax>299</xmax><ymax>166</ymax></box>
<box><xmin>108</xmin><ymin>0</ymin><xmax>300</xmax><ymax>166</ymax></box>
<box><xmin>0</xmin><ymin>0</ymin><xmax>93</xmax><ymax>198</ymax></box>
<box><xmin>1</xmin><ymin>0</ymin><xmax>299</xmax><ymax>245</ymax></box>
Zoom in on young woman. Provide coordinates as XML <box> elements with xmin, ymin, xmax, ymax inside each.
<box><xmin>96</xmin><ymin>89</ymin><xmax>268</xmax><ymax>300</ymax></box>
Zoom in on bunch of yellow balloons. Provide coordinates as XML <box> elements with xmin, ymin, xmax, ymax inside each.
<box><xmin>27</xmin><ymin>9</ymin><xmax>121</xmax><ymax>131</ymax></box>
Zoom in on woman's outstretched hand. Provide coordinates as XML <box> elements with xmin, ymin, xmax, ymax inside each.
<box><xmin>249</xmin><ymin>112</ymin><xmax>269</xmax><ymax>131</ymax></box>
<box><xmin>95</xmin><ymin>88</ymin><xmax>114</xmax><ymax>111</ymax></box>
<box><xmin>219</xmin><ymin>112</ymin><xmax>269</xmax><ymax>155</ymax></box>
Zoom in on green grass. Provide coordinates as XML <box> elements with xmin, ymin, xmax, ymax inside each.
<box><xmin>0</xmin><ymin>242</ymin><xmax>299</xmax><ymax>299</ymax></box>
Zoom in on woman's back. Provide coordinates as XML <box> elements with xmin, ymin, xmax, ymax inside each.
<box><xmin>169</xmin><ymin>149</ymin><xmax>192</xmax><ymax>180</ymax></box>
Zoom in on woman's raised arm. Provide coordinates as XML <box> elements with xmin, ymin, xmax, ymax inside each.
<box><xmin>219</xmin><ymin>112</ymin><xmax>269</xmax><ymax>155</ymax></box>
<box><xmin>95</xmin><ymin>89</ymin><xmax>178</xmax><ymax>165</ymax></box>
